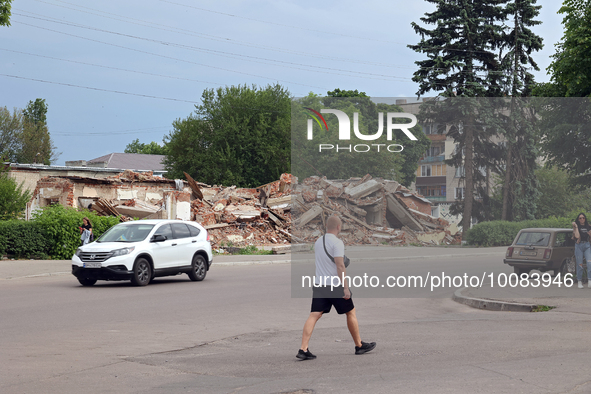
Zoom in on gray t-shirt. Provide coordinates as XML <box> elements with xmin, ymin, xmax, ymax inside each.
<box><xmin>314</xmin><ymin>233</ymin><xmax>345</xmax><ymax>286</ymax></box>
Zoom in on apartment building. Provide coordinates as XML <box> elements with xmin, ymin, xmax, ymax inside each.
<box><xmin>396</xmin><ymin>99</ymin><xmax>464</xmax><ymax>225</ymax></box>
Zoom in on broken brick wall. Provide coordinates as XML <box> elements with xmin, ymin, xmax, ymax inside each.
<box><xmin>395</xmin><ymin>194</ymin><xmax>432</xmax><ymax>216</ymax></box>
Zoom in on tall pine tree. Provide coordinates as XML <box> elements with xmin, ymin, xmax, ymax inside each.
<box><xmin>409</xmin><ymin>0</ymin><xmax>506</xmax><ymax>237</ymax></box>
<box><xmin>499</xmin><ymin>0</ymin><xmax>543</xmax><ymax>221</ymax></box>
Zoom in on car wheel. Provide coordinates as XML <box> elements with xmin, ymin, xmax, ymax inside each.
<box><xmin>78</xmin><ymin>277</ymin><xmax>97</xmax><ymax>286</ymax></box>
<box><xmin>560</xmin><ymin>257</ymin><xmax>576</xmax><ymax>277</ymax></box>
<box><xmin>514</xmin><ymin>267</ymin><xmax>528</xmax><ymax>276</ymax></box>
<box><xmin>188</xmin><ymin>255</ymin><xmax>207</xmax><ymax>281</ymax></box>
<box><xmin>131</xmin><ymin>258</ymin><xmax>151</xmax><ymax>286</ymax></box>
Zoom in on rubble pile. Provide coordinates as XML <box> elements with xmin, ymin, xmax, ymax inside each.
<box><xmin>292</xmin><ymin>175</ymin><xmax>460</xmax><ymax>246</ymax></box>
<box><xmin>87</xmin><ymin>169</ymin><xmax>459</xmax><ymax>248</ymax></box>
<box><xmin>110</xmin><ymin>169</ymin><xmax>162</xmax><ymax>182</ymax></box>
<box><xmin>190</xmin><ymin>174</ymin><xmax>294</xmax><ymax>248</ymax></box>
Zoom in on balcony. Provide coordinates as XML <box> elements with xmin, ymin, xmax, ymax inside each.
<box><xmin>424</xmin><ymin>196</ymin><xmax>447</xmax><ymax>202</ymax></box>
<box><xmin>419</xmin><ymin>155</ymin><xmax>445</xmax><ymax>163</ymax></box>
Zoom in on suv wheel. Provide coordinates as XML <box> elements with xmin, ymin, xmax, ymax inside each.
<box><xmin>188</xmin><ymin>255</ymin><xmax>207</xmax><ymax>281</ymax></box>
<box><xmin>78</xmin><ymin>277</ymin><xmax>97</xmax><ymax>286</ymax></box>
<box><xmin>131</xmin><ymin>258</ymin><xmax>151</xmax><ymax>286</ymax></box>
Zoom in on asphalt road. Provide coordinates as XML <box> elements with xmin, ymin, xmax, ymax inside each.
<box><xmin>2</xmin><ymin>248</ymin><xmax>591</xmax><ymax>394</ymax></box>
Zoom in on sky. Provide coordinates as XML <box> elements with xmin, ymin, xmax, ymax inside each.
<box><xmin>0</xmin><ymin>0</ymin><xmax>563</xmax><ymax>166</ymax></box>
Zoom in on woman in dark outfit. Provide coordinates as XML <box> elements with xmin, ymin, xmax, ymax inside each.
<box><xmin>80</xmin><ymin>217</ymin><xmax>93</xmax><ymax>245</ymax></box>
<box><xmin>572</xmin><ymin>213</ymin><xmax>591</xmax><ymax>289</ymax></box>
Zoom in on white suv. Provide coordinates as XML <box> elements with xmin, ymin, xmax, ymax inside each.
<box><xmin>72</xmin><ymin>220</ymin><xmax>213</xmax><ymax>286</ymax></box>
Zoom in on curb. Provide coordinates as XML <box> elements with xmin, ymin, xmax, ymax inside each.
<box><xmin>213</xmin><ymin>260</ymin><xmax>291</xmax><ymax>266</ymax></box>
<box><xmin>452</xmin><ymin>287</ymin><xmax>537</xmax><ymax>312</ymax></box>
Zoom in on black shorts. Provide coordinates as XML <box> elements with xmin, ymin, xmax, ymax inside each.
<box><xmin>311</xmin><ymin>286</ymin><xmax>354</xmax><ymax>315</ymax></box>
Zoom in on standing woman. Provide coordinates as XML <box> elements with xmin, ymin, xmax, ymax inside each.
<box><xmin>572</xmin><ymin>213</ymin><xmax>591</xmax><ymax>289</ymax></box>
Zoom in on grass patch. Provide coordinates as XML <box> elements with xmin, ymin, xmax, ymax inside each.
<box><xmin>214</xmin><ymin>243</ymin><xmax>273</xmax><ymax>255</ymax></box>
<box><xmin>233</xmin><ymin>245</ymin><xmax>273</xmax><ymax>255</ymax></box>
<box><xmin>532</xmin><ymin>305</ymin><xmax>556</xmax><ymax>312</ymax></box>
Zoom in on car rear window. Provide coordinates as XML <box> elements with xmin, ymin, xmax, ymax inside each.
<box><xmin>515</xmin><ymin>232</ymin><xmax>551</xmax><ymax>246</ymax></box>
<box><xmin>188</xmin><ymin>224</ymin><xmax>201</xmax><ymax>237</ymax></box>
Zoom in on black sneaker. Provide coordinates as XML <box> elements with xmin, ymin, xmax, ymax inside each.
<box><xmin>355</xmin><ymin>341</ymin><xmax>376</xmax><ymax>355</ymax></box>
<box><xmin>296</xmin><ymin>349</ymin><xmax>317</xmax><ymax>360</ymax></box>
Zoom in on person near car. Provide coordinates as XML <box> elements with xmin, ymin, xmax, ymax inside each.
<box><xmin>572</xmin><ymin>213</ymin><xmax>591</xmax><ymax>289</ymax></box>
<box><xmin>297</xmin><ymin>215</ymin><xmax>376</xmax><ymax>360</ymax></box>
<box><xmin>80</xmin><ymin>217</ymin><xmax>93</xmax><ymax>245</ymax></box>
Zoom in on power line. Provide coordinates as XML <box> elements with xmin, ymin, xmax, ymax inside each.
<box><xmin>13</xmin><ymin>19</ymin><xmax>332</xmax><ymax>91</ymax></box>
<box><xmin>157</xmin><ymin>0</ymin><xmax>408</xmax><ymax>46</ymax></box>
<box><xmin>34</xmin><ymin>0</ymin><xmax>413</xmax><ymax>70</ymax></box>
<box><xmin>14</xmin><ymin>10</ymin><xmax>518</xmax><ymax>80</ymax></box>
<box><xmin>13</xmin><ymin>11</ymin><xmax>414</xmax><ymax>82</ymax></box>
<box><xmin>52</xmin><ymin>126</ymin><xmax>171</xmax><ymax>136</ymax></box>
<box><xmin>0</xmin><ymin>73</ymin><xmax>201</xmax><ymax>103</ymax></box>
<box><xmin>0</xmin><ymin>47</ymin><xmax>224</xmax><ymax>86</ymax></box>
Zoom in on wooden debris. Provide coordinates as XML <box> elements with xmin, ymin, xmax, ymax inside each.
<box><xmin>184</xmin><ymin>172</ymin><xmax>204</xmax><ymax>200</ymax></box>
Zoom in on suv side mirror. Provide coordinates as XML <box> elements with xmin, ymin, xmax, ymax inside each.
<box><xmin>151</xmin><ymin>234</ymin><xmax>167</xmax><ymax>242</ymax></box>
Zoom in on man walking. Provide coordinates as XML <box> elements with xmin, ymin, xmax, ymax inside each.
<box><xmin>297</xmin><ymin>215</ymin><xmax>376</xmax><ymax>360</ymax></box>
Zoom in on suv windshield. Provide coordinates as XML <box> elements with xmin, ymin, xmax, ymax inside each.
<box><xmin>515</xmin><ymin>232</ymin><xmax>550</xmax><ymax>246</ymax></box>
<box><xmin>97</xmin><ymin>224</ymin><xmax>154</xmax><ymax>243</ymax></box>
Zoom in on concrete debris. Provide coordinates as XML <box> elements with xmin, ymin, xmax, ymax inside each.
<box><xmin>30</xmin><ymin>168</ymin><xmax>458</xmax><ymax>248</ymax></box>
<box><xmin>292</xmin><ymin>174</ymin><xmax>461</xmax><ymax>246</ymax></box>
<box><xmin>189</xmin><ymin>173</ymin><xmax>294</xmax><ymax>249</ymax></box>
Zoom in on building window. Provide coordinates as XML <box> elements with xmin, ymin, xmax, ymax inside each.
<box><xmin>421</xmin><ymin>165</ymin><xmax>431</xmax><ymax>177</ymax></box>
<box><xmin>417</xmin><ymin>185</ymin><xmax>446</xmax><ymax>197</ymax></box>
<box><xmin>455</xmin><ymin>166</ymin><xmax>465</xmax><ymax>178</ymax></box>
<box><xmin>419</xmin><ymin>164</ymin><xmax>447</xmax><ymax>177</ymax></box>
<box><xmin>455</xmin><ymin>187</ymin><xmax>465</xmax><ymax>200</ymax></box>
<box><xmin>425</xmin><ymin>146</ymin><xmax>443</xmax><ymax>157</ymax></box>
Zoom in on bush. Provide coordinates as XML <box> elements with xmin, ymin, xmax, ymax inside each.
<box><xmin>466</xmin><ymin>216</ymin><xmax>577</xmax><ymax>246</ymax></box>
<box><xmin>0</xmin><ymin>220</ymin><xmax>50</xmax><ymax>259</ymax></box>
<box><xmin>32</xmin><ymin>205</ymin><xmax>120</xmax><ymax>260</ymax></box>
<box><xmin>0</xmin><ymin>168</ymin><xmax>31</xmax><ymax>220</ymax></box>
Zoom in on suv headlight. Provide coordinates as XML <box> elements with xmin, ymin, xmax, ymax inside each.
<box><xmin>111</xmin><ymin>247</ymin><xmax>135</xmax><ymax>257</ymax></box>
<box><xmin>75</xmin><ymin>248</ymin><xmax>82</xmax><ymax>257</ymax></box>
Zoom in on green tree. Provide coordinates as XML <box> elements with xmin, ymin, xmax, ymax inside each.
<box><xmin>409</xmin><ymin>0</ymin><xmax>507</xmax><ymax>236</ymax></box>
<box><xmin>535</xmin><ymin>166</ymin><xmax>591</xmax><ymax>218</ymax></box>
<box><xmin>323</xmin><ymin>89</ymin><xmax>430</xmax><ymax>185</ymax></box>
<box><xmin>531</xmin><ymin>2</ymin><xmax>591</xmax><ymax>187</ymax></box>
<box><xmin>535</xmin><ymin>96</ymin><xmax>591</xmax><ymax>185</ymax></box>
<box><xmin>124</xmin><ymin>139</ymin><xmax>168</xmax><ymax>155</ymax></box>
<box><xmin>376</xmin><ymin>103</ymin><xmax>430</xmax><ymax>186</ymax></box>
<box><xmin>0</xmin><ymin>106</ymin><xmax>22</xmax><ymax>161</ymax></box>
<box><xmin>17</xmin><ymin>99</ymin><xmax>60</xmax><ymax>165</ymax></box>
<box><xmin>326</xmin><ymin>89</ymin><xmax>369</xmax><ymax>98</ymax></box>
<box><xmin>0</xmin><ymin>0</ymin><xmax>12</xmax><ymax>27</ymax></box>
<box><xmin>498</xmin><ymin>1</ymin><xmax>543</xmax><ymax>221</ymax></box>
<box><xmin>536</xmin><ymin>0</ymin><xmax>591</xmax><ymax>97</ymax></box>
<box><xmin>164</xmin><ymin>84</ymin><xmax>291</xmax><ymax>187</ymax></box>
<box><xmin>292</xmin><ymin>94</ymin><xmax>407</xmax><ymax>181</ymax></box>
<box><xmin>0</xmin><ymin>165</ymin><xmax>31</xmax><ymax>220</ymax></box>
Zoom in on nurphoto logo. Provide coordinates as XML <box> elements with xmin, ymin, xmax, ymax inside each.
<box><xmin>304</xmin><ymin>108</ymin><xmax>419</xmax><ymax>153</ymax></box>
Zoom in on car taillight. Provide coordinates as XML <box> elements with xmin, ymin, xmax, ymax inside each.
<box><xmin>544</xmin><ymin>249</ymin><xmax>551</xmax><ymax>259</ymax></box>
<box><xmin>206</xmin><ymin>231</ymin><xmax>210</xmax><ymax>242</ymax></box>
<box><xmin>506</xmin><ymin>247</ymin><xmax>514</xmax><ymax>258</ymax></box>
